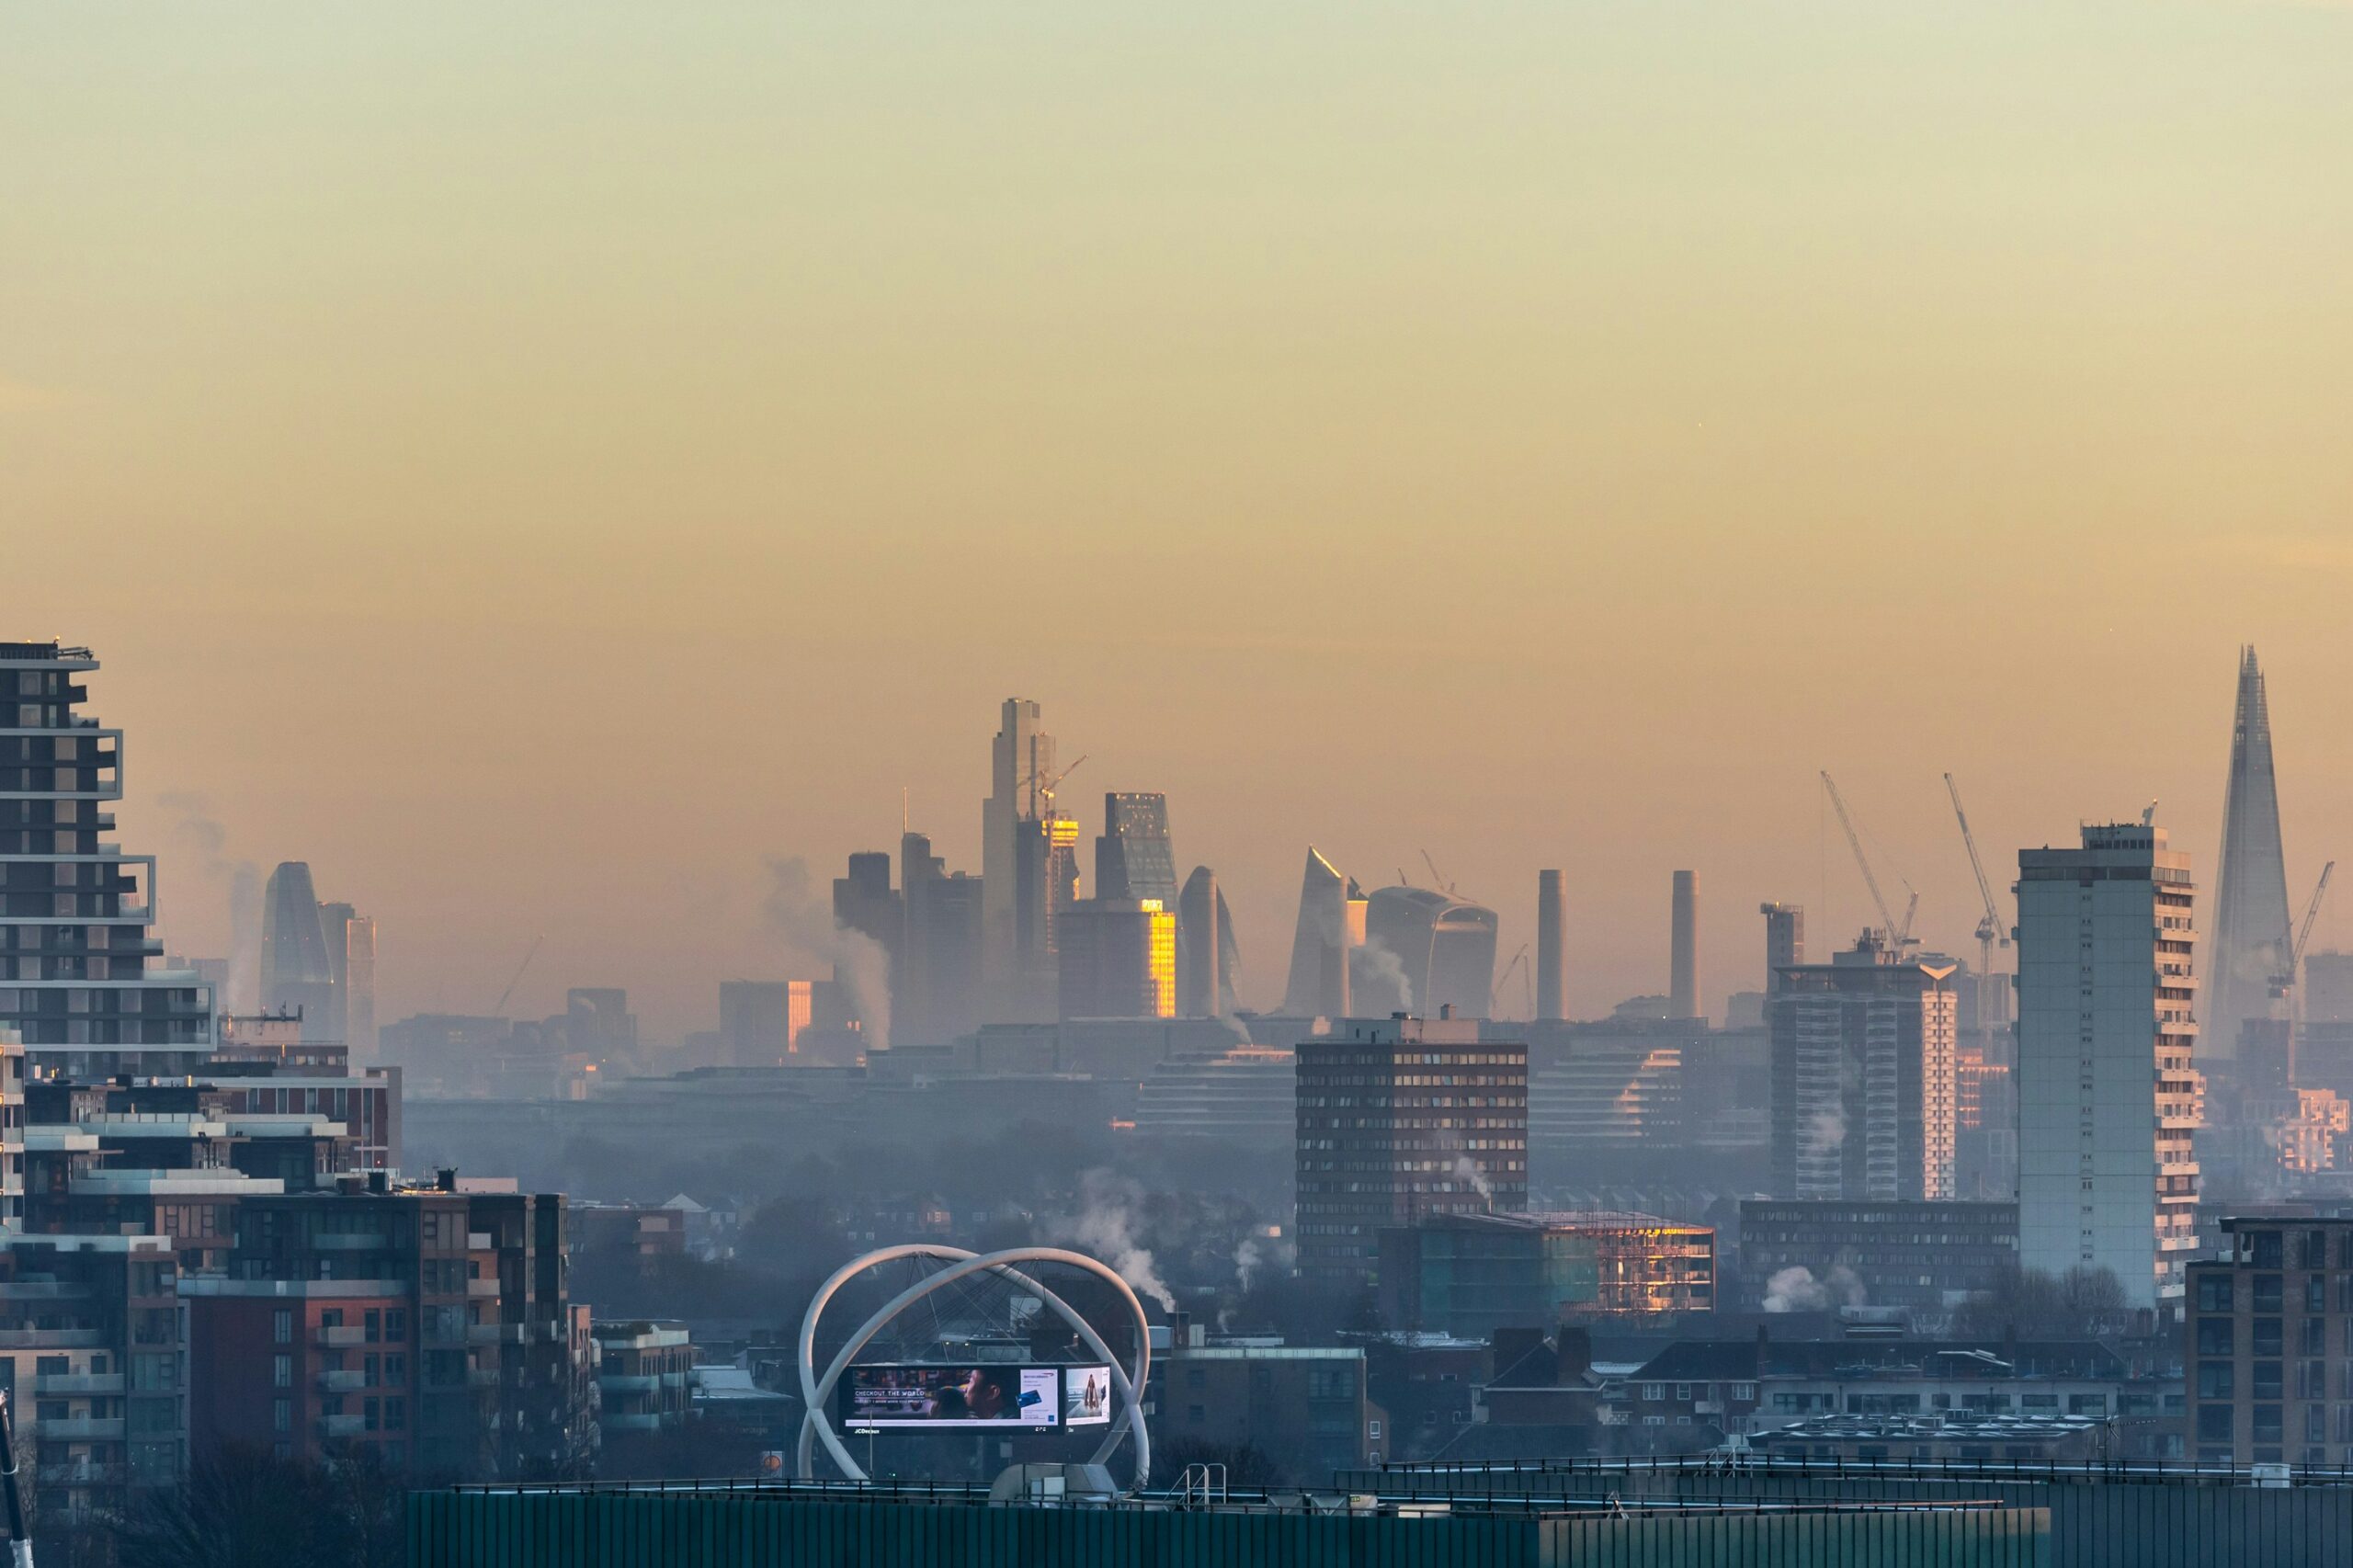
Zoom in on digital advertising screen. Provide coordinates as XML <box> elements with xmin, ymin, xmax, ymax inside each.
<box><xmin>1062</xmin><ymin>1365</ymin><xmax>1113</xmax><ymax>1427</ymax></box>
<box><xmin>838</xmin><ymin>1365</ymin><xmax>1060</xmax><ymax>1429</ymax></box>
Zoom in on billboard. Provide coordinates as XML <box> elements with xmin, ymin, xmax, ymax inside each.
<box><xmin>1063</xmin><ymin>1365</ymin><xmax>1112</xmax><ymax>1427</ymax></box>
<box><xmin>839</xmin><ymin>1365</ymin><xmax>1060</xmax><ymax>1429</ymax></box>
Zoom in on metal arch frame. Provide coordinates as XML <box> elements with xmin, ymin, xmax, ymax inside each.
<box><xmin>796</xmin><ymin>1244</ymin><xmax>1152</xmax><ymax>1488</ymax></box>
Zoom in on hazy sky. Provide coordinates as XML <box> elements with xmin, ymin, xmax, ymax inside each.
<box><xmin>7</xmin><ymin>2</ymin><xmax>2352</xmax><ymax>1039</ymax></box>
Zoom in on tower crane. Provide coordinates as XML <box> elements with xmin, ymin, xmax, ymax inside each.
<box><xmin>1495</xmin><ymin>944</ymin><xmax>1533</xmax><ymax>1018</ymax></box>
<box><xmin>1021</xmin><ymin>755</ymin><xmax>1088</xmax><ymax>819</ymax></box>
<box><xmin>2272</xmin><ymin>861</ymin><xmax>2336</xmax><ymax>1000</ymax></box>
<box><xmin>1820</xmin><ymin>772</ymin><xmax>1917</xmax><ymax>951</ymax></box>
<box><xmin>1421</xmin><ymin>850</ymin><xmax>1457</xmax><ymax>897</ymax></box>
<box><xmin>1944</xmin><ymin>772</ymin><xmax>2011</xmax><ymax>985</ymax></box>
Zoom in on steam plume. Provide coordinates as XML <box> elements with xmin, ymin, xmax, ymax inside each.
<box><xmin>762</xmin><ymin>856</ymin><xmax>891</xmax><ymax>1051</ymax></box>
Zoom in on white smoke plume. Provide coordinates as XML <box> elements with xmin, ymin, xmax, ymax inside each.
<box><xmin>158</xmin><ymin>791</ymin><xmax>261</xmax><ymax>1011</ymax></box>
<box><xmin>762</xmin><ymin>856</ymin><xmax>891</xmax><ymax>1051</ymax></box>
<box><xmin>1762</xmin><ymin>1264</ymin><xmax>1867</xmax><ymax>1312</ymax></box>
<box><xmin>1043</xmin><ymin>1169</ymin><xmax>1176</xmax><ymax>1311</ymax></box>
<box><xmin>1233</xmin><ymin>1237</ymin><xmax>1264</xmax><ymax>1293</ymax></box>
<box><xmin>1452</xmin><ymin>1155</ymin><xmax>1495</xmax><ymax>1206</ymax></box>
<box><xmin>1352</xmin><ymin>938</ymin><xmax>1414</xmax><ymax>1014</ymax></box>
<box><xmin>1805</xmin><ymin>1108</ymin><xmax>1847</xmax><ymax>1152</ymax></box>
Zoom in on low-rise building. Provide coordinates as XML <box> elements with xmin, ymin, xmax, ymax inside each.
<box><xmin>2185</xmin><ymin>1216</ymin><xmax>2353</xmax><ymax>1467</ymax></box>
<box><xmin>1378</xmin><ymin>1211</ymin><xmax>1715</xmax><ymax>1339</ymax></box>
<box><xmin>596</xmin><ymin>1321</ymin><xmax>693</xmax><ymax>1436</ymax></box>
<box><xmin>1735</xmin><ymin>1199</ymin><xmax>2018</xmax><ymax>1314</ymax></box>
<box><xmin>1148</xmin><ymin>1329</ymin><xmax>1385</xmax><ymax>1477</ymax></box>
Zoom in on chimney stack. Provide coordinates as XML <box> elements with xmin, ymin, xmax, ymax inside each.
<box><xmin>1670</xmin><ymin>870</ymin><xmax>1700</xmax><ymax>1020</ymax></box>
<box><xmin>1536</xmin><ymin>870</ymin><xmax>1566</xmax><ymax>1021</ymax></box>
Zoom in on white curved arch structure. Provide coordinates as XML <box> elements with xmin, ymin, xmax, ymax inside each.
<box><xmin>796</xmin><ymin>1244</ymin><xmax>1152</xmax><ymax>1488</ymax></box>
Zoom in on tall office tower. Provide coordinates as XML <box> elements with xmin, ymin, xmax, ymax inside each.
<box><xmin>1669</xmin><ymin>870</ymin><xmax>1700</xmax><ymax>1021</ymax></box>
<box><xmin>1364</xmin><ymin>885</ymin><xmax>1500</xmax><ymax>1018</ymax></box>
<box><xmin>2018</xmin><ymin>823</ymin><xmax>2201</xmax><ymax>1309</ymax></box>
<box><xmin>898</xmin><ymin>830</ymin><xmax>983</xmax><ymax>1045</ymax></box>
<box><xmin>1177</xmin><ymin>868</ymin><xmax>1223</xmax><ymax>1017</ymax></box>
<box><xmin>1758</xmin><ymin>903</ymin><xmax>1805</xmax><ymax>995</ymax></box>
<box><xmin>1768</xmin><ymin>934</ymin><xmax>1958</xmax><ymax>1201</ymax></box>
<box><xmin>2207</xmin><ymin>647</ymin><xmax>2293</xmax><ymax>1064</ymax></box>
<box><xmin>1294</xmin><ymin>1016</ymin><xmax>1527</xmax><ymax>1285</ymax></box>
<box><xmin>1096</xmin><ymin>792</ymin><xmax>1176</xmax><ymax>904</ymax></box>
<box><xmin>0</xmin><ymin>640</ymin><xmax>217</xmax><ymax>1075</ymax></box>
<box><xmin>1535</xmin><ymin>870</ymin><xmax>1567</xmax><ymax>1022</ymax></box>
<box><xmin>319</xmin><ymin>899</ymin><xmax>354</xmax><ymax>1042</ymax></box>
<box><xmin>261</xmin><ymin>862</ymin><xmax>342</xmax><ymax>1039</ymax></box>
<box><xmin>720</xmin><ymin>979</ymin><xmax>812</xmax><ymax>1064</ymax></box>
<box><xmin>1056</xmin><ymin>898</ymin><xmax>1176</xmax><ymax>1020</ymax></box>
<box><xmin>1283</xmin><ymin>847</ymin><xmax>1362</xmax><ymax>1017</ymax></box>
<box><xmin>982</xmin><ymin>698</ymin><xmax>1055</xmax><ymax>1022</ymax></box>
<box><xmin>832</xmin><ymin>852</ymin><xmax>902</xmax><ymax>960</ymax></box>
<box><xmin>344</xmin><ymin>913</ymin><xmax>378</xmax><ymax>1059</ymax></box>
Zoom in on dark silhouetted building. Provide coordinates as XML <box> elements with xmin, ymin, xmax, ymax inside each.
<box><xmin>1176</xmin><ymin>868</ymin><xmax>1224</xmax><ymax>1017</ymax></box>
<box><xmin>1055</xmin><ymin>898</ymin><xmax>1175</xmax><ymax>1020</ymax></box>
<box><xmin>1296</xmin><ymin>1016</ymin><xmax>1527</xmax><ymax>1286</ymax></box>
<box><xmin>1669</xmin><ymin>871</ymin><xmax>1700</xmax><ymax>1021</ymax></box>
<box><xmin>719</xmin><ymin>980</ymin><xmax>810</xmax><ymax>1065</ymax></box>
<box><xmin>899</xmin><ymin>830</ymin><xmax>983</xmax><ymax>1047</ymax></box>
<box><xmin>1759</xmin><ymin>902</ymin><xmax>1804</xmax><ymax>994</ymax></box>
<box><xmin>1283</xmin><ymin>848</ymin><xmax>1361</xmax><ymax>1018</ymax></box>
<box><xmin>1536</xmin><ymin>870</ymin><xmax>1566</xmax><ymax>1022</ymax></box>
<box><xmin>1736</xmin><ymin>1199</ymin><xmax>2018</xmax><ymax>1312</ymax></box>
<box><xmin>262</xmin><ymin>863</ymin><xmax>342</xmax><ymax>1038</ymax></box>
<box><xmin>1095</xmin><ymin>792</ymin><xmax>1176</xmax><ymax>904</ymax></box>
<box><xmin>2208</xmin><ymin>646</ymin><xmax>2292</xmax><ymax>1064</ymax></box>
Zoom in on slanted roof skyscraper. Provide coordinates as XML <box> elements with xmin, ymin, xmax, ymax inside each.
<box><xmin>2208</xmin><ymin>646</ymin><xmax>2293</xmax><ymax>1062</ymax></box>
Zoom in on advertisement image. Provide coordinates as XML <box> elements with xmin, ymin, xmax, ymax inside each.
<box><xmin>840</xmin><ymin>1365</ymin><xmax>1059</xmax><ymax>1429</ymax></box>
<box><xmin>1063</xmin><ymin>1365</ymin><xmax>1112</xmax><ymax>1427</ymax></box>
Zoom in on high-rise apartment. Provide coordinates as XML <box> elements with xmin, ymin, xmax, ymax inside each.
<box><xmin>1768</xmin><ymin>933</ymin><xmax>1958</xmax><ymax>1201</ymax></box>
<box><xmin>2017</xmin><ymin>823</ymin><xmax>2201</xmax><ymax>1309</ymax></box>
<box><xmin>2208</xmin><ymin>647</ymin><xmax>2293</xmax><ymax>1063</ymax></box>
<box><xmin>1294</xmin><ymin>1016</ymin><xmax>1527</xmax><ymax>1286</ymax></box>
<box><xmin>0</xmin><ymin>640</ymin><xmax>215</xmax><ymax>1076</ymax></box>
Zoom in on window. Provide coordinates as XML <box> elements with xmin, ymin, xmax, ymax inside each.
<box><xmin>272</xmin><ymin>1355</ymin><xmax>291</xmax><ymax>1390</ymax></box>
<box><xmin>1642</xmin><ymin>1383</ymin><xmax>1665</xmax><ymax>1401</ymax></box>
<box><xmin>2197</xmin><ymin>1276</ymin><xmax>2233</xmax><ymax>1312</ymax></box>
<box><xmin>272</xmin><ymin>1399</ymin><xmax>290</xmax><ymax>1434</ymax></box>
<box><xmin>273</xmin><ymin>1310</ymin><xmax>293</xmax><ymax>1346</ymax></box>
<box><xmin>2199</xmin><ymin>1363</ymin><xmax>2234</xmax><ymax>1400</ymax></box>
<box><xmin>2254</xmin><ymin>1363</ymin><xmax>2283</xmax><ymax>1400</ymax></box>
<box><xmin>2196</xmin><ymin>1405</ymin><xmax>2233</xmax><ymax>1442</ymax></box>
<box><xmin>2256</xmin><ymin>1276</ymin><xmax>2284</xmax><ymax>1312</ymax></box>
<box><xmin>2197</xmin><ymin>1320</ymin><xmax>2235</xmax><ymax>1357</ymax></box>
<box><xmin>2256</xmin><ymin>1320</ymin><xmax>2284</xmax><ymax>1358</ymax></box>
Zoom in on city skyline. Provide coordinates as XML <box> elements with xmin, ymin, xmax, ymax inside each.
<box><xmin>11</xmin><ymin>3</ymin><xmax>2353</xmax><ymax>1043</ymax></box>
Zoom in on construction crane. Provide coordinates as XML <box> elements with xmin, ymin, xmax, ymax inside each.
<box><xmin>1944</xmin><ymin>772</ymin><xmax>2011</xmax><ymax>984</ymax></box>
<box><xmin>1821</xmin><ymin>772</ymin><xmax>1915</xmax><ymax>951</ymax></box>
<box><xmin>1022</xmin><ymin>755</ymin><xmax>1088</xmax><ymax>819</ymax></box>
<box><xmin>1420</xmin><ymin>850</ymin><xmax>1457</xmax><ymax>897</ymax></box>
<box><xmin>490</xmin><ymin>934</ymin><xmax>544</xmax><ymax>1018</ymax></box>
<box><xmin>2273</xmin><ymin>861</ymin><xmax>2336</xmax><ymax>1000</ymax></box>
<box><xmin>1495</xmin><ymin>944</ymin><xmax>1533</xmax><ymax>1018</ymax></box>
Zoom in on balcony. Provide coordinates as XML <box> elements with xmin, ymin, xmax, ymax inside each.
<box><xmin>469</xmin><ymin>1322</ymin><xmax>524</xmax><ymax>1346</ymax></box>
<box><xmin>467</xmin><ymin>1367</ymin><xmax>502</xmax><ymax>1389</ymax></box>
<box><xmin>318</xmin><ymin>1369</ymin><xmax>366</xmax><ymax>1393</ymax></box>
<box><xmin>317</xmin><ymin>1414</ymin><xmax>366</xmax><ymax>1439</ymax></box>
<box><xmin>317</xmin><ymin>1325</ymin><xmax>366</xmax><ymax>1347</ymax></box>
<box><xmin>36</xmin><ymin>1462</ymin><xmax>120</xmax><ymax>1489</ymax></box>
<box><xmin>467</xmin><ymin>1233</ymin><xmax>494</xmax><ymax>1250</ymax></box>
<box><xmin>313</xmin><ymin>1234</ymin><xmax>388</xmax><ymax>1252</ymax></box>
<box><xmin>38</xmin><ymin>1416</ymin><xmax>125</xmax><ymax>1442</ymax></box>
<box><xmin>467</xmin><ymin>1277</ymin><xmax>503</xmax><ymax>1298</ymax></box>
<box><xmin>599</xmin><ymin>1374</ymin><xmax>659</xmax><ymax>1393</ymax></box>
<box><xmin>34</xmin><ymin>1372</ymin><xmax>123</xmax><ymax>1397</ymax></box>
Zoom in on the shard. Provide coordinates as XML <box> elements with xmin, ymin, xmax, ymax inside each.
<box><xmin>2207</xmin><ymin>645</ymin><xmax>2293</xmax><ymax>1062</ymax></box>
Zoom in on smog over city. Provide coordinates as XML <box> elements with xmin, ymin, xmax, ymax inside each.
<box><xmin>6</xmin><ymin>3</ymin><xmax>2352</xmax><ymax>1563</ymax></box>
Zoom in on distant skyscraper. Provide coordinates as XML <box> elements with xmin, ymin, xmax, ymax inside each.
<box><xmin>720</xmin><ymin>979</ymin><xmax>812</xmax><ymax>1065</ymax></box>
<box><xmin>1283</xmin><ymin>847</ymin><xmax>1362</xmax><ymax>1017</ymax></box>
<box><xmin>2208</xmin><ymin>646</ymin><xmax>2294</xmax><ymax>1062</ymax></box>
<box><xmin>1364</xmin><ymin>885</ymin><xmax>1500</xmax><ymax>1018</ymax></box>
<box><xmin>2017</xmin><ymin>822</ymin><xmax>2201</xmax><ymax>1309</ymax></box>
<box><xmin>1177</xmin><ymin>868</ymin><xmax>1224</xmax><ymax>1018</ymax></box>
<box><xmin>563</xmin><ymin>988</ymin><xmax>638</xmax><ymax>1061</ymax></box>
<box><xmin>0</xmin><ymin>639</ymin><xmax>216</xmax><ymax>1075</ymax></box>
<box><xmin>1669</xmin><ymin>870</ymin><xmax>1700</xmax><ymax>1021</ymax></box>
<box><xmin>899</xmin><ymin>830</ymin><xmax>983</xmax><ymax>1046</ymax></box>
<box><xmin>1759</xmin><ymin>903</ymin><xmax>1804</xmax><ymax>995</ymax></box>
<box><xmin>260</xmin><ymin>862</ymin><xmax>340</xmax><ymax>1038</ymax></box>
<box><xmin>319</xmin><ymin>899</ymin><xmax>356</xmax><ymax>1044</ymax></box>
<box><xmin>1535</xmin><ymin>870</ymin><xmax>1566</xmax><ymax>1022</ymax></box>
<box><xmin>1768</xmin><ymin>934</ymin><xmax>1957</xmax><ymax>1202</ymax></box>
<box><xmin>1096</xmin><ymin>792</ymin><xmax>1177</xmax><ymax>905</ymax></box>
<box><xmin>344</xmin><ymin>913</ymin><xmax>378</xmax><ymax>1059</ymax></box>
<box><xmin>982</xmin><ymin>698</ymin><xmax>1056</xmax><ymax>1023</ymax></box>
<box><xmin>1057</xmin><ymin>898</ymin><xmax>1176</xmax><ymax>1020</ymax></box>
